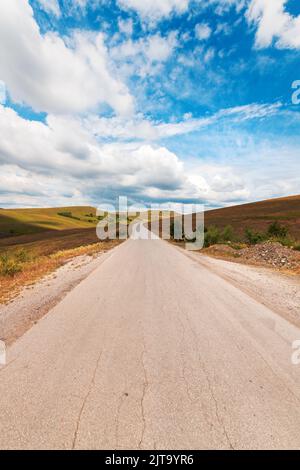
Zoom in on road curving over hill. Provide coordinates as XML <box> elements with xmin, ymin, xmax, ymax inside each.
<box><xmin>1</xmin><ymin>230</ymin><xmax>300</xmax><ymax>449</ymax></box>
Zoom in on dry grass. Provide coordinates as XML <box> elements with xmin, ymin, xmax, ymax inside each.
<box><xmin>0</xmin><ymin>239</ymin><xmax>122</xmax><ymax>304</ymax></box>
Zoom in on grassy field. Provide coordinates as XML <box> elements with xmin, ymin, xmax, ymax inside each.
<box><xmin>0</xmin><ymin>206</ymin><xmax>99</xmax><ymax>237</ymax></box>
<box><xmin>0</xmin><ymin>206</ymin><xmax>125</xmax><ymax>303</ymax></box>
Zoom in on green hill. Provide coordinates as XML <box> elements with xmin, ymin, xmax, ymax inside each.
<box><xmin>0</xmin><ymin>206</ymin><xmax>99</xmax><ymax>237</ymax></box>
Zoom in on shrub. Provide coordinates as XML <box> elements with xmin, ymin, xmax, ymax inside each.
<box><xmin>57</xmin><ymin>212</ymin><xmax>80</xmax><ymax>220</ymax></box>
<box><xmin>245</xmin><ymin>228</ymin><xmax>266</xmax><ymax>245</ymax></box>
<box><xmin>170</xmin><ymin>221</ymin><xmax>185</xmax><ymax>240</ymax></box>
<box><xmin>0</xmin><ymin>253</ymin><xmax>22</xmax><ymax>277</ymax></box>
<box><xmin>276</xmin><ymin>236</ymin><xmax>294</xmax><ymax>248</ymax></box>
<box><xmin>221</xmin><ymin>225</ymin><xmax>234</xmax><ymax>242</ymax></box>
<box><xmin>293</xmin><ymin>243</ymin><xmax>300</xmax><ymax>251</ymax></box>
<box><xmin>267</xmin><ymin>221</ymin><xmax>288</xmax><ymax>238</ymax></box>
<box><xmin>204</xmin><ymin>226</ymin><xmax>220</xmax><ymax>247</ymax></box>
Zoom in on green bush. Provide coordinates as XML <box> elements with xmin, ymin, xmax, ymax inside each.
<box><xmin>275</xmin><ymin>236</ymin><xmax>294</xmax><ymax>248</ymax></box>
<box><xmin>267</xmin><ymin>221</ymin><xmax>288</xmax><ymax>238</ymax></box>
<box><xmin>245</xmin><ymin>228</ymin><xmax>266</xmax><ymax>245</ymax></box>
<box><xmin>57</xmin><ymin>212</ymin><xmax>80</xmax><ymax>220</ymax></box>
<box><xmin>293</xmin><ymin>243</ymin><xmax>300</xmax><ymax>251</ymax></box>
<box><xmin>221</xmin><ymin>225</ymin><xmax>234</xmax><ymax>242</ymax></box>
<box><xmin>170</xmin><ymin>221</ymin><xmax>185</xmax><ymax>240</ymax></box>
<box><xmin>204</xmin><ymin>226</ymin><xmax>220</xmax><ymax>247</ymax></box>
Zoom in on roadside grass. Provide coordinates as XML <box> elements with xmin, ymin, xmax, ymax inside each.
<box><xmin>0</xmin><ymin>239</ymin><xmax>122</xmax><ymax>304</ymax></box>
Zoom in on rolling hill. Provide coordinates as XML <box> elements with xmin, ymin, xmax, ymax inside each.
<box><xmin>0</xmin><ymin>206</ymin><xmax>98</xmax><ymax>238</ymax></box>
<box><xmin>204</xmin><ymin>194</ymin><xmax>300</xmax><ymax>240</ymax></box>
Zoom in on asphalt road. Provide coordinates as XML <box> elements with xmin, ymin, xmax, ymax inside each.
<box><xmin>1</xmin><ymin>230</ymin><xmax>300</xmax><ymax>449</ymax></box>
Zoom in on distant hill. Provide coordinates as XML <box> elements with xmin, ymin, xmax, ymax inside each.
<box><xmin>0</xmin><ymin>206</ymin><xmax>98</xmax><ymax>238</ymax></box>
<box><xmin>204</xmin><ymin>195</ymin><xmax>300</xmax><ymax>240</ymax></box>
<box><xmin>1</xmin><ymin>195</ymin><xmax>299</xmax><ymax>243</ymax></box>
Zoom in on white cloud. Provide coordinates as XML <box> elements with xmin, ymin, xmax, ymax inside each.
<box><xmin>247</xmin><ymin>0</ymin><xmax>300</xmax><ymax>49</ymax></box>
<box><xmin>1</xmin><ymin>101</ymin><xmax>298</xmax><ymax>208</ymax></box>
<box><xmin>111</xmin><ymin>31</ymin><xmax>178</xmax><ymax>77</ymax></box>
<box><xmin>195</xmin><ymin>23</ymin><xmax>212</xmax><ymax>41</ymax></box>
<box><xmin>204</xmin><ymin>47</ymin><xmax>215</xmax><ymax>62</ymax></box>
<box><xmin>201</xmin><ymin>0</ymin><xmax>245</xmax><ymax>16</ymax></box>
<box><xmin>37</xmin><ymin>0</ymin><xmax>61</xmax><ymax>17</ymax></box>
<box><xmin>82</xmin><ymin>102</ymin><xmax>282</xmax><ymax>142</ymax></box>
<box><xmin>0</xmin><ymin>0</ymin><xmax>134</xmax><ymax>115</ymax></box>
<box><xmin>117</xmin><ymin>0</ymin><xmax>189</xmax><ymax>22</ymax></box>
<box><xmin>0</xmin><ymin>104</ymin><xmax>188</xmax><ymax>204</ymax></box>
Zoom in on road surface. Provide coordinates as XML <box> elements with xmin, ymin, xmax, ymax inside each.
<box><xmin>1</xmin><ymin>230</ymin><xmax>300</xmax><ymax>449</ymax></box>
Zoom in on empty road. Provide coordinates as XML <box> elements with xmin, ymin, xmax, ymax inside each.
<box><xmin>1</xmin><ymin>230</ymin><xmax>300</xmax><ymax>449</ymax></box>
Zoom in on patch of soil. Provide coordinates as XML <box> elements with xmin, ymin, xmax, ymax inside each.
<box><xmin>204</xmin><ymin>242</ymin><xmax>300</xmax><ymax>272</ymax></box>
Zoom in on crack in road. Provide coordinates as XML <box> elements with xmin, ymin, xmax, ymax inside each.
<box><xmin>172</xmin><ymin>276</ymin><xmax>235</xmax><ymax>450</ymax></box>
<box><xmin>71</xmin><ymin>348</ymin><xmax>103</xmax><ymax>450</ymax></box>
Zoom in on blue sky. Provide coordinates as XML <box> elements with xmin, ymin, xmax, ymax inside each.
<box><xmin>0</xmin><ymin>0</ymin><xmax>299</xmax><ymax>209</ymax></box>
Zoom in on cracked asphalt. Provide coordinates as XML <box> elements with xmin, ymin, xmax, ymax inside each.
<box><xmin>1</xmin><ymin>234</ymin><xmax>300</xmax><ymax>449</ymax></box>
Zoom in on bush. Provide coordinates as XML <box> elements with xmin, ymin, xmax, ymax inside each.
<box><xmin>276</xmin><ymin>236</ymin><xmax>294</xmax><ymax>248</ymax></box>
<box><xmin>0</xmin><ymin>253</ymin><xmax>22</xmax><ymax>277</ymax></box>
<box><xmin>221</xmin><ymin>225</ymin><xmax>234</xmax><ymax>242</ymax></box>
<box><xmin>204</xmin><ymin>226</ymin><xmax>220</xmax><ymax>247</ymax></box>
<box><xmin>170</xmin><ymin>221</ymin><xmax>185</xmax><ymax>240</ymax></box>
<box><xmin>267</xmin><ymin>221</ymin><xmax>288</xmax><ymax>238</ymax></box>
<box><xmin>245</xmin><ymin>228</ymin><xmax>266</xmax><ymax>245</ymax></box>
<box><xmin>293</xmin><ymin>243</ymin><xmax>300</xmax><ymax>251</ymax></box>
<box><xmin>57</xmin><ymin>212</ymin><xmax>80</xmax><ymax>220</ymax></box>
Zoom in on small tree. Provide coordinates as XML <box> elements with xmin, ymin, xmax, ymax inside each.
<box><xmin>222</xmin><ymin>225</ymin><xmax>234</xmax><ymax>242</ymax></box>
<box><xmin>267</xmin><ymin>221</ymin><xmax>288</xmax><ymax>238</ymax></box>
<box><xmin>245</xmin><ymin>228</ymin><xmax>265</xmax><ymax>245</ymax></box>
<box><xmin>204</xmin><ymin>226</ymin><xmax>220</xmax><ymax>247</ymax></box>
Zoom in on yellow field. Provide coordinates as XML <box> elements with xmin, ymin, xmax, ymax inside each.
<box><xmin>0</xmin><ymin>206</ymin><xmax>99</xmax><ymax>237</ymax></box>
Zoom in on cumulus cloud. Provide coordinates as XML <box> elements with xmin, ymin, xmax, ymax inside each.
<box><xmin>117</xmin><ymin>0</ymin><xmax>189</xmax><ymax>22</ymax></box>
<box><xmin>0</xmin><ymin>104</ymin><xmax>189</xmax><ymax>204</ymax></box>
<box><xmin>247</xmin><ymin>0</ymin><xmax>300</xmax><ymax>49</ymax></box>
<box><xmin>1</xmin><ymin>97</ymin><xmax>289</xmax><ymax>208</ymax></box>
<box><xmin>0</xmin><ymin>0</ymin><xmax>134</xmax><ymax>115</ymax></box>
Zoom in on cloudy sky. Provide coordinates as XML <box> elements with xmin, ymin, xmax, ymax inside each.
<box><xmin>0</xmin><ymin>0</ymin><xmax>299</xmax><ymax>209</ymax></box>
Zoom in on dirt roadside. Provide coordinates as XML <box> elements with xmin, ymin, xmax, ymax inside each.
<box><xmin>179</xmin><ymin>246</ymin><xmax>300</xmax><ymax>329</ymax></box>
<box><xmin>0</xmin><ymin>246</ymin><xmax>121</xmax><ymax>345</ymax></box>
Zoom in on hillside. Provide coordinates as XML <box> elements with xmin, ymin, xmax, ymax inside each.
<box><xmin>0</xmin><ymin>206</ymin><xmax>98</xmax><ymax>238</ymax></box>
<box><xmin>204</xmin><ymin>195</ymin><xmax>300</xmax><ymax>240</ymax></box>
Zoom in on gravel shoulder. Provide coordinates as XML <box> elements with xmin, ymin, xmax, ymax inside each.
<box><xmin>0</xmin><ymin>247</ymin><xmax>119</xmax><ymax>345</ymax></box>
<box><xmin>177</xmin><ymin>246</ymin><xmax>300</xmax><ymax>329</ymax></box>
